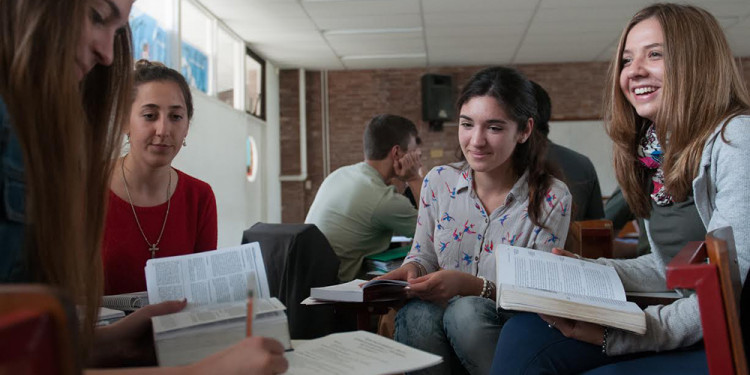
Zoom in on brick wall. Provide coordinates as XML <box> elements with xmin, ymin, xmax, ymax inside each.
<box><xmin>280</xmin><ymin>57</ymin><xmax>750</xmax><ymax>223</ymax></box>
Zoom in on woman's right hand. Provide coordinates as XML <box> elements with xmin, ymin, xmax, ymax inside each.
<box><xmin>375</xmin><ymin>262</ymin><xmax>420</xmax><ymax>281</ymax></box>
<box><xmin>187</xmin><ymin>336</ymin><xmax>288</xmax><ymax>375</ymax></box>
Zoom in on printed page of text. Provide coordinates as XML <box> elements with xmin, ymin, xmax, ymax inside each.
<box><xmin>496</xmin><ymin>245</ymin><xmax>626</xmax><ymax>301</ymax></box>
<box><xmin>145</xmin><ymin>242</ymin><xmax>270</xmax><ymax>306</ymax></box>
<box><xmin>285</xmin><ymin>331</ymin><xmax>442</xmax><ymax>375</ymax></box>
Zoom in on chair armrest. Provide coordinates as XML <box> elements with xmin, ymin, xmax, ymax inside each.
<box><xmin>666</xmin><ymin>241</ymin><xmax>733</xmax><ymax>375</ymax></box>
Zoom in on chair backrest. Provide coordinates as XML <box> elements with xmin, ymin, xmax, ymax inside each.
<box><xmin>666</xmin><ymin>227</ymin><xmax>747</xmax><ymax>375</ymax></box>
<box><xmin>0</xmin><ymin>285</ymin><xmax>79</xmax><ymax>375</ymax></box>
<box><xmin>566</xmin><ymin>219</ymin><xmax>614</xmax><ymax>259</ymax></box>
<box><xmin>242</xmin><ymin>222</ymin><xmax>346</xmax><ymax>339</ymax></box>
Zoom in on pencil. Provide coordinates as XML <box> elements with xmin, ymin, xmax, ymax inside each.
<box><xmin>246</xmin><ymin>287</ymin><xmax>254</xmax><ymax>337</ymax></box>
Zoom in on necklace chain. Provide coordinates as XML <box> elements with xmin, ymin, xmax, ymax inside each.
<box><xmin>121</xmin><ymin>155</ymin><xmax>172</xmax><ymax>258</ymax></box>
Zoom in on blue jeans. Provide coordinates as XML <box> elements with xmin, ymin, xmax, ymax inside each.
<box><xmin>394</xmin><ymin>296</ymin><xmax>509</xmax><ymax>375</ymax></box>
<box><xmin>490</xmin><ymin>313</ymin><xmax>708</xmax><ymax>375</ymax></box>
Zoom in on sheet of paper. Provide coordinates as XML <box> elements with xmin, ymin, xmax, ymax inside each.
<box><xmin>284</xmin><ymin>331</ymin><xmax>442</xmax><ymax>375</ymax></box>
<box><xmin>496</xmin><ymin>245</ymin><xmax>626</xmax><ymax>301</ymax></box>
<box><xmin>145</xmin><ymin>242</ymin><xmax>269</xmax><ymax>307</ymax></box>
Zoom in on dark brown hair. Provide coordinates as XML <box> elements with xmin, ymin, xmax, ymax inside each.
<box><xmin>133</xmin><ymin>59</ymin><xmax>193</xmax><ymax>119</ymax></box>
<box><xmin>363</xmin><ymin>114</ymin><xmax>418</xmax><ymax>160</ymax></box>
<box><xmin>457</xmin><ymin>66</ymin><xmax>558</xmax><ymax>228</ymax></box>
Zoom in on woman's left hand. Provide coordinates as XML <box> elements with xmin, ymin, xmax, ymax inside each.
<box><xmin>538</xmin><ymin>313</ymin><xmax>605</xmax><ymax>346</ymax></box>
<box><xmin>407</xmin><ymin>270</ymin><xmax>482</xmax><ymax>305</ymax></box>
<box><xmin>91</xmin><ymin>299</ymin><xmax>187</xmax><ymax>367</ymax></box>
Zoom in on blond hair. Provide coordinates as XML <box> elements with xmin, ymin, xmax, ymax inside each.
<box><xmin>604</xmin><ymin>3</ymin><xmax>750</xmax><ymax>217</ymax></box>
<box><xmin>0</xmin><ymin>0</ymin><xmax>133</xmax><ymax>353</ymax></box>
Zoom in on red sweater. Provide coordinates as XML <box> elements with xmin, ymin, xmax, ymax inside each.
<box><xmin>102</xmin><ymin>169</ymin><xmax>217</xmax><ymax>294</ymax></box>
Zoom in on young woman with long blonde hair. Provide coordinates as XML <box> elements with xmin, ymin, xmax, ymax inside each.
<box><xmin>491</xmin><ymin>3</ymin><xmax>750</xmax><ymax>374</ymax></box>
<box><xmin>0</xmin><ymin>1</ymin><xmax>287</xmax><ymax>373</ymax></box>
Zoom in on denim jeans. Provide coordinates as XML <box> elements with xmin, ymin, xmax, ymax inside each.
<box><xmin>490</xmin><ymin>313</ymin><xmax>708</xmax><ymax>375</ymax></box>
<box><xmin>394</xmin><ymin>296</ymin><xmax>508</xmax><ymax>375</ymax></box>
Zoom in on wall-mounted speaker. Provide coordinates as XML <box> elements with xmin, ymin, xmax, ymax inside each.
<box><xmin>421</xmin><ymin>74</ymin><xmax>454</xmax><ymax>131</ymax></box>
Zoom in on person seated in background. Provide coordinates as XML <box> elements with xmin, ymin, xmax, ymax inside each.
<box><xmin>305</xmin><ymin>114</ymin><xmax>423</xmax><ymax>282</ymax></box>
<box><xmin>531</xmin><ymin>81</ymin><xmax>604</xmax><ymax>221</ymax></box>
<box><xmin>379</xmin><ymin>66</ymin><xmax>571</xmax><ymax>375</ymax></box>
<box><xmin>390</xmin><ymin>136</ymin><xmax>424</xmax><ymax>209</ymax></box>
<box><xmin>491</xmin><ymin>3</ymin><xmax>750</xmax><ymax>374</ymax></box>
<box><xmin>605</xmin><ymin>186</ymin><xmax>650</xmax><ymax>256</ymax></box>
<box><xmin>103</xmin><ymin>60</ymin><xmax>217</xmax><ymax>295</ymax></box>
<box><xmin>0</xmin><ymin>1</ymin><xmax>286</xmax><ymax>372</ymax></box>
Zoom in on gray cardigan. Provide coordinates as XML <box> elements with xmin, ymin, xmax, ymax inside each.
<box><xmin>597</xmin><ymin>115</ymin><xmax>750</xmax><ymax>355</ymax></box>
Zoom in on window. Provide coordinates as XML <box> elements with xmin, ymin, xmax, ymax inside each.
<box><xmin>216</xmin><ymin>27</ymin><xmax>239</xmax><ymax>107</ymax></box>
<box><xmin>129</xmin><ymin>0</ymin><xmax>173</xmax><ymax>66</ymax></box>
<box><xmin>246</xmin><ymin>48</ymin><xmax>265</xmax><ymax>119</ymax></box>
<box><xmin>180</xmin><ymin>0</ymin><xmax>211</xmax><ymax>93</ymax></box>
<box><xmin>246</xmin><ymin>136</ymin><xmax>259</xmax><ymax>182</ymax></box>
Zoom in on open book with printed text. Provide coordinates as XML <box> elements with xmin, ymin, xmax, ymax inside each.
<box><xmin>145</xmin><ymin>242</ymin><xmax>291</xmax><ymax>366</ymax></box>
<box><xmin>496</xmin><ymin>246</ymin><xmax>646</xmax><ymax>334</ymax></box>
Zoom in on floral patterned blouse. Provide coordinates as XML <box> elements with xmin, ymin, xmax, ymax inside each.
<box><xmin>403</xmin><ymin>163</ymin><xmax>572</xmax><ymax>282</ymax></box>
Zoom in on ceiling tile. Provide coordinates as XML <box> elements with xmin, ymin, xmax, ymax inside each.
<box><xmin>422</xmin><ymin>0</ymin><xmax>537</xmax><ymax>13</ymax></box>
<box><xmin>315</xmin><ymin>14</ymin><xmax>422</xmax><ymax>30</ymax></box>
<box><xmin>327</xmin><ymin>33</ymin><xmax>425</xmax><ymax>56</ymax></box>
<box><xmin>198</xmin><ymin>0</ymin><xmax>750</xmax><ymax>70</ymax></box>
<box><xmin>302</xmin><ymin>0</ymin><xmax>421</xmax><ymax>18</ymax></box>
<box><xmin>342</xmin><ymin>56</ymin><xmax>427</xmax><ymax>70</ymax></box>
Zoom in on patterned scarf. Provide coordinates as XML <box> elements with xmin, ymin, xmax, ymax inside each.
<box><xmin>637</xmin><ymin>124</ymin><xmax>673</xmax><ymax>206</ymax></box>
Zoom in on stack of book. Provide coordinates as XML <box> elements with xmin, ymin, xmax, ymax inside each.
<box><xmin>364</xmin><ymin>246</ymin><xmax>409</xmax><ymax>276</ymax></box>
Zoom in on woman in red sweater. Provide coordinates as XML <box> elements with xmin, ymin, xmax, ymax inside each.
<box><xmin>103</xmin><ymin>59</ymin><xmax>218</xmax><ymax>294</ymax></box>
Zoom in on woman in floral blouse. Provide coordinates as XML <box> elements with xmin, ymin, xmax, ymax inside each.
<box><xmin>379</xmin><ymin>66</ymin><xmax>572</xmax><ymax>375</ymax></box>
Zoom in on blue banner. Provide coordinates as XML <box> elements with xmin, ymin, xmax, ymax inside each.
<box><xmin>129</xmin><ymin>13</ymin><xmax>170</xmax><ymax>66</ymax></box>
<box><xmin>181</xmin><ymin>42</ymin><xmax>208</xmax><ymax>93</ymax></box>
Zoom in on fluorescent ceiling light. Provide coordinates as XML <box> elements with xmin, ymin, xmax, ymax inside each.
<box><xmin>324</xmin><ymin>27</ymin><xmax>422</xmax><ymax>36</ymax></box>
<box><xmin>341</xmin><ymin>53</ymin><xmax>426</xmax><ymax>60</ymax></box>
<box><xmin>304</xmin><ymin>0</ymin><xmax>392</xmax><ymax>2</ymax></box>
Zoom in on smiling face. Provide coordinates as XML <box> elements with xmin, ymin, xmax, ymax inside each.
<box><xmin>76</xmin><ymin>0</ymin><xmax>133</xmax><ymax>80</ymax></box>
<box><xmin>127</xmin><ymin>81</ymin><xmax>189</xmax><ymax>168</ymax></box>
<box><xmin>619</xmin><ymin>17</ymin><xmax>665</xmax><ymax>122</ymax></box>
<box><xmin>458</xmin><ymin>95</ymin><xmax>532</xmax><ymax>177</ymax></box>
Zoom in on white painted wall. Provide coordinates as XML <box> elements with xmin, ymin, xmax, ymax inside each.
<box><xmin>264</xmin><ymin>63</ymin><xmax>282</xmax><ymax>223</ymax></box>
<box><xmin>548</xmin><ymin>120</ymin><xmax>617</xmax><ymax>197</ymax></box>
<box><xmin>172</xmin><ymin>63</ymin><xmax>281</xmax><ymax>247</ymax></box>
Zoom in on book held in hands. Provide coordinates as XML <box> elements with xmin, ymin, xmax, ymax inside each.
<box><xmin>495</xmin><ymin>246</ymin><xmax>646</xmax><ymax>334</ymax></box>
<box><xmin>145</xmin><ymin>242</ymin><xmax>442</xmax><ymax>373</ymax></box>
<box><xmin>145</xmin><ymin>242</ymin><xmax>291</xmax><ymax>366</ymax></box>
<box><xmin>309</xmin><ymin>279</ymin><xmax>409</xmax><ymax>303</ymax></box>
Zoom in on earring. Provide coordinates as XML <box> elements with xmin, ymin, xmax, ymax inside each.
<box><xmin>182</xmin><ymin>138</ymin><xmax>187</xmax><ymax>147</ymax></box>
<box><xmin>125</xmin><ymin>134</ymin><xmax>130</xmax><ymax>144</ymax></box>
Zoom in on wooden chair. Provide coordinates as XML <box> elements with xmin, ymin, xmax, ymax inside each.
<box><xmin>566</xmin><ymin>219</ymin><xmax>615</xmax><ymax>259</ymax></box>
<box><xmin>0</xmin><ymin>285</ymin><xmax>79</xmax><ymax>375</ymax></box>
<box><xmin>666</xmin><ymin>227</ymin><xmax>747</xmax><ymax>375</ymax></box>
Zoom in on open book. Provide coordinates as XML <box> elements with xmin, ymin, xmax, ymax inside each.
<box><xmin>496</xmin><ymin>246</ymin><xmax>646</xmax><ymax>334</ymax></box>
<box><xmin>145</xmin><ymin>242</ymin><xmax>291</xmax><ymax>366</ymax></box>
<box><xmin>309</xmin><ymin>279</ymin><xmax>408</xmax><ymax>303</ymax></box>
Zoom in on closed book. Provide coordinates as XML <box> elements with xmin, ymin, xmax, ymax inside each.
<box><xmin>152</xmin><ymin>297</ymin><xmax>291</xmax><ymax>367</ymax></box>
<box><xmin>102</xmin><ymin>291</ymin><xmax>149</xmax><ymax>312</ymax></box>
<box><xmin>310</xmin><ymin>279</ymin><xmax>408</xmax><ymax>303</ymax></box>
<box><xmin>365</xmin><ymin>245</ymin><xmax>410</xmax><ymax>262</ymax></box>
